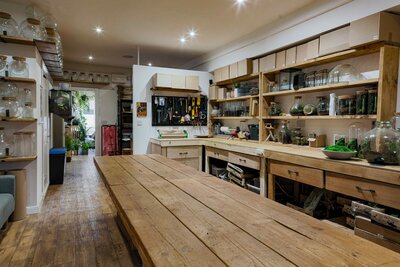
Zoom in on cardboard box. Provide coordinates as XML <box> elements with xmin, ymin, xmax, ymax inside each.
<box><xmin>306</xmin><ymin>39</ymin><xmax>319</xmax><ymax>60</ymax></box>
<box><xmin>276</xmin><ymin>50</ymin><xmax>286</xmax><ymax>68</ymax></box>
<box><xmin>153</xmin><ymin>73</ymin><xmax>172</xmax><ymax>88</ymax></box>
<box><xmin>320</xmin><ymin>26</ymin><xmax>350</xmax><ymax>56</ymax></box>
<box><xmin>229</xmin><ymin>62</ymin><xmax>238</xmax><ymax>79</ymax></box>
<box><xmin>208</xmin><ymin>86</ymin><xmax>217</xmax><ymax>100</ymax></box>
<box><xmin>220</xmin><ymin>66</ymin><xmax>230</xmax><ymax>81</ymax></box>
<box><xmin>252</xmin><ymin>59</ymin><xmax>259</xmax><ymax>73</ymax></box>
<box><xmin>285</xmin><ymin>47</ymin><xmax>296</xmax><ymax>66</ymax></box>
<box><xmin>259</xmin><ymin>54</ymin><xmax>276</xmax><ymax>72</ymax></box>
<box><xmin>185</xmin><ymin>76</ymin><xmax>199</xmax><ymax>90</ymax></box>
<box><xmin>214</xmin><ymin>68</ymin><xmax>222</xmax><ymax>83</ymax></box>
<box><xmin>171</xmin><ymin>75</ymin><xmax>185</xmax><ymax>89</ymax></box>
<box><xmin>296</xmin><ymin>43</ymin><xmax>307</xmax><ymax>64</ymax></box>
<box><xmin>350</xmin><ymin>12</ymin><xmax>400</xmax><ymax>47</ymax></box>
<box><xmin>218</xmin><ymin>88</ymin><xmax>226</xmax><ymax>99</ymax></box>
<box><xmin>238</xmin><ymin>59</ymin><xmax>252</xmax><ymax>76</ymax></box>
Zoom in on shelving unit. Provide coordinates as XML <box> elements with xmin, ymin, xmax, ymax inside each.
<box><xmin>1</xmin><ymin>77</ymin><xmax>36</xmax><ymax>84</ymax></box>
<box><xmin>0</xmin><ymin>156</ymin><xmax>37</xmax><ymax>163</ymax></box>
<box><xmin>262</xmin><ymin>115</ymin><xmax>377</xmax><ymax>120</ymax></box>
<box><xmin>151</xmin><ymin>87</ymin><xmax>200</xmax><ymax>93</ymax></box>
<box><xmin>209</xmin><ymin>95</ymin><xmax>258</xmax><ymax>102</ymax></box>
<box><xmin>1</xmin><ymin>117</ymin><xmax>37</xmax><ymax>122</ymax></box>
<box><xmin>210</xmin><ymin>116</ymin><xmax>257</xmax><ymax>120</ymax></box>
<box><xmin>117</xmin><ymin>85</ymin><xmax>133</xmax><ymax>155</ymax></box>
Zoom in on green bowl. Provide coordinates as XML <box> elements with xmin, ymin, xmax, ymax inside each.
<box><xmin>322</xmin><ymin>149</ymin><xmax>356</xmax><ymax>160</ymax></box>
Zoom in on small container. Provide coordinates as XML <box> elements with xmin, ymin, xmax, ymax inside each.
<box><xmin>45</xmin><ymin>27</ymin><xmax>62</xmax><ymax>53</ymax></box>
<box><xmin>94</xmin><ymin>74</ymin><xmax>102</xmax><ymax>83</ymax></box>
<box><xmin>23</xmin><ymin>102</ymin><xmax>34</xmax><ymax>118</ymax></box>
<box><xmin>356</xmin><ymin>90</ymin><xmax>368</xmax><ymax>115</ymax></box>
<box><xmin>367</xmin><ymin>89</ymin><xmax>377</xmax><ymax>115</ymax></box>
<box><xmin>291</xmin><ymin>127</ymin><xmax>302</xmax><ymax>145</ymax></box>
<box><xmin>289</xmin><ymin>96</ymin><xmax>304</xmax><ymax>116</ymax></box>
<box><xmin>305</xmin><ymin>71</ymin><xmax>316</xmax><ymax>87</ymax></box>
<box><xmin>0</xmin><ymin>82</ymin><xmax>18</xmax><ymax>98</ymax></box>
<box><xmin>303</xmin><ymin>104</ymin><xmax>317</xmax><ymax>116</ymax></box>
<box><xmin>0</xmin><ymin>12</ymin><xmax>19</xmax><ymax>36</ymax></box>
<box><xmin>103</xmin><ymin>75</ymin><xmax>110</xmax><ymax>83</ymax></box>
<box><xmin>278</xmin><ymin>121</ymin><xmax>291</xmax><ymax>144</ymax></box>
<box><xmin>71</xmin><ymin>71</ymin><xmax>78</xmax><ymax>81</ymax></box>
<box><xmin>315</xmin><ymin>69</ymin><xmax>328</xmax><ymax>86</ymax></box>
<box><xmin>19</xmin><ymin>18</ymin><xmax>45</xmax><ymax>40</ymax></box>
<box><xmin>9</xmin><ymin>56</ymin><xmax>29</xmax><ymax>78</ymax></box>
<box><xmin>0</xmin><ymin>55</ymin><xmax>7</xmax><ymax>77</ymax></box>
<box><xmin>316</xmin><ymin>96</ymin><xmax>329</xmax><ymax>115</ymax></box>
<box><xmin>23</xmin><ymin>132</ymin><xmax>35</xmax><ymax>156</ymax></box>
<box><xmin>333</xmin><ymin>134</ymin><xmax>346</xmax><ymax>146</ymax></box>
<box><xmin>337</xmin><ymin>95</ymin><xmax>356</xmax><ymax>115</ymax></box>
<box><xmin>20</xmin><ymin>88</ymin><xmax>33</xmax><ymax>104</ymax></box>
<box><xmin>63</xmin><ymin>71</ymin><xmax>70</xmax><ymax>80</ymax></box>
<box><xmin>0</xmin><ymin>97</ymin><xmax>19</xmax><ymax>117</ymax></box>
<box><xmin>13</xmin><ymin>132</ymin><xmax>24</xmax><ymax>156</ymax></box>
<box><xmin>0</xmin><ymin>127</ymin><xmax>7</xmax><ymax>158</ymax></box>
<box><xmin>88</xmin><ymin>73</ymin><xmax>94</xmax><ymax>82</ymax></box>
<box><xmin>78</xmin><ymin>72</ymin><xmax>88</xmax><ymax>81</ymax></box>
<box><xmin>268</xmin><ymin>102</ymin><xmax>282</xmax><ymax>116</ymax></box>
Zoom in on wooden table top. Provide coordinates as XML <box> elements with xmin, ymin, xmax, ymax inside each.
<box><xmin>94</xmin><ymin>154</ymin><xmax>400</xmax><ymax>266</ymax></box>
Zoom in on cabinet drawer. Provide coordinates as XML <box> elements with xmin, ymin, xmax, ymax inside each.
<box><xmin>228</xmin><ymin>152</ymin><xmax>260</xmax><ymax>170</ymax></box>
<box><xmin>206</xmin><ymin>147</ymin><xmax>228</xmax><ymax>161</ymax></box>
<box><xmin>326</xmin><ymin>172</ymin><xmax>400</xmax><ymax>209</ymax></box>
<box><xmin>270</xmin><ymin>160</ymin><xmax>324</xmax><ymax>188</ymax></box>
<box><xmin>167</xmin><ymin>146</ymin><xmax>199</xmax><ymax>159</ymax></box>
<box><xmin>175</xmin><ymin>158</ymin><xmax>199</xmax><ymax>170</ymax></box>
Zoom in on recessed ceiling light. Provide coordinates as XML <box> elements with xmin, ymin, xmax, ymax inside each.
<box><xmin>95</xmin><ymin>26</ymin><xmax>103</xmax><ymax>34</ymax></box>
<box><xmin>148</xmin><ymin>62</ymin><xmax>152</xmax><ymax>66</ymax></box>
<box><xmin>180</xmin><ymin>37</ymin><xmax>186</xmax><ymax>44</ymax></box>
<box><xmin>234</xmin><ymin>0</ymin><xmax>247</xmax><ymax>8</ymax></box>
<box><xmin>189</xmin><ymin>29</ymin><xmax>197</xmax><ymax>38</ymax></box>
<box><xmin>88</xmin><ymin>55</ymin><xmax>94</xmax><ymax>61</ymax></box>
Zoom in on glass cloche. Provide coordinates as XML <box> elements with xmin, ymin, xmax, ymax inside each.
<box><xmin>328</xmin><ymin>64</ymin><xmax>364</xmax><ymax>84</ymax></box>
<box><xmin>0</xmin><ymin>82</ymin><xmax>18</xmax><ymax>98</ymax></box>
<box><xmin>19</xmin><ymin>18</ymin><xmax>45</xmax><ymax>40</ymax></box>
<box><xmin>0</xmin><ymin>12</ymin><xmax>19</xmax><ymax>36</ymax></box>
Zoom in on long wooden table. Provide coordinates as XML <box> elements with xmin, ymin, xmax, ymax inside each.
<box><xmin>94</xmin><ymin>154</ymin><xmax>400</xmax><ymax>266</ymax></box>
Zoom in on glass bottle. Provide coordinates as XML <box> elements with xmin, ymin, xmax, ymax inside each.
<box><xmin>9</xmin><ymin>56</ymin><xmax>29</xmax><ymax>78</ymax></box>
<box><xmin>19</xmin><ymin>18</ymin><xmax>45</xmax><ymax>40</ymax></box>
<box><xmin>0</xmin><ymin>55</ymin><xmax>7</xmax><ymax>77</ymax></box>
<box><xmin>0</xmin><ymin>82</ymin><xmax>18</xmax><ymax>98</ymax></box>
<box><xmin>23</xmin><ymin>103</ymin><xmax>34</xmax><ymax>118</ymax></box>
<box><xmin>356</xmin><ymin>90</ymin><xmax>368</xmax><ymax>115</ymax></box>
<box><xmin>367</xmin><ymin>89</ymin><xmax>377</xmax><ymax>115</ymax></box>
<box><xmin>0</xmin><ymin>127</ymin><xmax>7</xmax><ymax>158</ymax></box>
<box><xmin>278</xmin><ymin>121</ymin><xmax>291</xmax><ymax>144</ymax></box>
<box><xmin>316</xmin><ymin>96</ymin><xmax>329</xmax><ymax>115</ymax></box>
<box><xmin>337</xmin><ymin>95</ymin><xmax>356</xmax><ymax>115</ymax></box>
<box><xmin>360</xmin><ymin>121</ymin><xmax>400</xmax><ymax>165</ymax></box>
<box><xmin>20</xmin><ymin>88</ymin><xmax>33</xmax><ymax>104</ymax></box>
<box><xmin>0</xmin><ymin>12</ymin><xmax>19</xmax><ymax>36</ymax></box>
<box><xmin>289</xmin><ymin>96</ymin><xmax>304</xmax><ymax>116</ymax></box>
<box><xmin>268</xmin><ymin>102</ymin><xmax>282</xmax><ymax>116</ymax></box>
<box><xmin>0</xmin><ymin>97</ymin><xmax>19</xmax><ymax>117</ymax></box>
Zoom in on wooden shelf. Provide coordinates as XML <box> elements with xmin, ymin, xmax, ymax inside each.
<box><xmin>151</xmin><ymin>87</ymin><xmax>200</xmax><ymax>93</ymax></box>
<box><xmin>210</xmin><ymin>116</ymin><xmax>257</xmax><ymax>120</ymax></box>
<box><xmin>262</xmin><ymin>79</ymin><xmax>378</xmax><ymax>97</ymax></box>
<box><xmin>216</xmin><ymin>73</ymin><xmax>259</xmax><ymax>86</ymax></box>
<box><xmin>1</xmin><ymin>77</ymin><xmax>36</xmax><ymax>84</ymax></box>
<box><xmin>262</xmin><ymin>43</ymin><xmax>382</xmax><ymax>75</ymax></box>
<box><xmin>53</xmin><ymin>78</ymin><xmax>110</xmax><ymax>87</ymax></box>
<box><xmin>1</xmin><ymin>117</ymin><xmax>36</xmax><ymax>122</ymax></box>
<box><xmin>0</xmin><ymin>156</ymin><xmax>37</xmax><ymax>163</ymax></box>
<box><xmin>209</xmin><ymin>95</ymin><xmax>258</xmax><ymax>102</ymax></box>
<box><xmin>0</xmin><ymin>35</ymin><xmax>35</xmax><ymax>46</ymax></box>
<box><xmin>262</xmin><ymin>115</ymin><xmax>377</xmax><ymax>120</ymax></box>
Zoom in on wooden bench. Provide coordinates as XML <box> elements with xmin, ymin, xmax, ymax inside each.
<box><xmin>94</xmin><ymin>154</ymin><xmax>400</xmax><ymax>266</ymax></box>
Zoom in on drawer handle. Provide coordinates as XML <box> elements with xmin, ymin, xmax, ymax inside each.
<box><xmin>356</xmin><ymin>186</ymin><xmax>376</xmax><ymax>194</ymax></box>
<box><xmin>288</xmin><ymin>170</ymin><xmax>299</xmax><ymax>175</ymax></box>
<box><xmin>179</xmin><ymin>152</ymin><xmax>189</xmax><ymax>155</ymax></box>
<box><xmin>239</xmin><ymin>158</ymin><xmax>247</xmax><ymax>162</ymax></box>
<box><xmin>214</xmin><ymin>152</ymin><xmax>220</xmax><ymax>156</ymax></box>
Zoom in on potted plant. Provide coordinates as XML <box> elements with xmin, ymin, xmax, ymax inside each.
<box><xmin>65</xmin><ymin>135</ymin><xmax>72</xmax><ymax>162</ymax></box>
<box><xmin>79</xmin><ymin>141</ymin><xmax>91</xmax><ymax>155</ymax></box>
<box><xmin>71</xmin><ymin>138</ymin><xmax>80</xmax><ymax>155</ymax></box>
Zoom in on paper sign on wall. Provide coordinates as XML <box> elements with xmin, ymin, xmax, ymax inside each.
<box><xmin>136</xmin><ymin>102</ymin><xmax>147</xmax><ymax>117</ymax></box>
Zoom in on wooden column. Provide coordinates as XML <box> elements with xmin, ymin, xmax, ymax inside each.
<box><xmin>259</xmin><ymin>157</ymin><xmax>267</xmax><ymax>197</ymax></box>
<box><xmin>377</xmin><ymin>45</ymin><xmax>399</xmax><ymax>121</ymax></box>
<box><xmin>267</xmin><ymin>173</ymin><xmax>275</xmax><ymax>200</ymax></box>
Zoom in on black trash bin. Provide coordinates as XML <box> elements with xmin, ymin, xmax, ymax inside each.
<box><xmin>49</xmin><ymin>148</ymin><xmax>66</xmax><ymax>185</ymax></box>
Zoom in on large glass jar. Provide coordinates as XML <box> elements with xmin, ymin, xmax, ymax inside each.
<box><xmin>356</xmin><ymin>90</ymin><xmax>368</xmax><ymax>115</ymax></box>
<box><xmin>315</xmin><ymin>69</ymin><xmax>328</xmax><ymax>86</ymax></box>
<box><xmin>94</xmin><ymin>74</ymin><xmax>102</xmax><ymax>83</ymax></box>
<box><xmin>45</xmin><ymin>27</ymin><xmax>62</xmax><ymax>53</ymax></box>
<box><xmin>337</xmin><ymin>95</ymin><xmax>356</xmax><ymax>115</ymax></box>
<box><xmin>0</xmin><ymin>55</ymin><xmax>7</xmax><ymax>77</ymax></box>
<box><xmin>0</xmin><ymin>82</ymin><xmax>18</xmax><ymax>98</ymax></box>
<box><xmin>9</xmin><ymin>56</ymin><xmax>29</xmax><ymax>78</ymax></box>
<box><xmin>23</xmin><ymin>132</ymin><xmax>35</xmax><ymax>156</ymax></box>
<box><xmin>360</xmin><ymin>121</ymin><xmax>399</xmax><ymax>165</ymax></box>
<box><xmin>316</xmin><ymin>96</ymin><xmax>329</xmax><ymax>115</ymax></box>
<box><xmin>103</xmin><ymin>75</ymin><xmax>110</xmax><ymax>83</ymax></box>
<box><xmin>268</xmin><ymin>102</ymin><xmax>282</xmax><ymax>116</ymax></box>
<box><xmin>289</xmin><ymin>96</ymin><xmax>304</xmax><ymax>116</ymax></box>
<box><xmin>305</xmin><ymin>71</ymin><xmax>315</xmax><ymax>87</ymax></box>
<box><xmin>0</xmin><ymin>97</ymin><xmax>19</xmax><ymax>117</ymax></box>
<box><xmin>78</xmin><ymin>72</ymin><xmax>88</xmax><ymax>81</ymax></box>
<box><xmin>19</xmin><ymin>18</ymin><xmax>45</xmax><ymax>40</ymax></box>
<box><xmin>0</xmin><ymin>12</ymin><xmax>19</xmax><ymax>36</ymax></box>
<box><xmin>23</xmin><ymin>103</ymin><xmax>34</xmax><ymax>118</ymax></box>
<box><xmin>71</xmin><ymin>71</ymin><xmax>78</xmax><ymax>81</ymax></box>
<box><xmin>328</xmin><ymin>64</ymin><xmax>362</xmax><ymax>84</ymax></box>
<box><xmin>0</xmin><ymin>127</ymin><xmax>7</xmax><ymax>158</ymax></box>
<box><xmin>13</xmin><ymin>132</ymin><xmax>24</xmax><ymax>157</ymax></box>
<box><xmin>367</xmin><ymin>89</ymin><xmax>377</xmax><ymax>115</ymax></box>
<box><xmin>278</xmin><ymin>121</ymin><xmax>291</xmax><ymax>144</ymax></box>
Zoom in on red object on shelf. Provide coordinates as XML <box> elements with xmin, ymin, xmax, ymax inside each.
<box><xmin>101</xmin><ymin>125</ymin><xmax>118</xmax><ymax>156</ymax></box>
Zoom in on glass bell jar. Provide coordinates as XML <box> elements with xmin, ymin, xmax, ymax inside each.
<box><xmin>0</xmin><ymin>55</ymin><xmax>7</xmax><ymax>77</ymax></box>
<box><xmin>9</xmin><ymin>56</ymin><xmax>29</xmax><ymax>78</ymax></box>
<box><xmin>0</xmin><ymin>82</ymin><xmax>18</xmax><ymax>98</ymax></box>
<box><xmin>19</xmin><ymin>18</ymin><xmax>45</xmax><ymax>40</ymax></box>
<box><xmin>360</xmin><ymin>121</ymin><xmax>400</xmax><ymax>165</ymax></box>
<box><xmin>328</xmin><ymin>64</ymin><xmax>364</xmax><ymax>84</ymax></box>
<box><xmin>0</xmin><ymin>12</ymin><xmax>19</xmax><ymax>36</ymax></box>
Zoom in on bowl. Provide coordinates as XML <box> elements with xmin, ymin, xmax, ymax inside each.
<box><xmin>322</xmin><ymin>149</ymin><xmax>356</xmax><ymax>160</ymax></box>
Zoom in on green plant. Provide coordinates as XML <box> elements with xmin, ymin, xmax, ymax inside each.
<box><xmin>324</xmin><ymin>145</ymin><xmax>354</xmax><ymax>152</ymax></box>
<box><xmin>65</xmin><ymin>135</ymin><xmax>72</xmax><ymax>151</ymax></box>
<box><xmin>81</xmin><ymin>141</ymin><xmax>91</xmax><ymax>151</ymax></box>
<box><xmin>71</xmin><ymin>138</ymin><xmax>81</xmax><ymax>151</ymax></box>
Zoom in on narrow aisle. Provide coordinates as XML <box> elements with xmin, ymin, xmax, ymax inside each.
<box><xmin>0</xmin><ymin>152</ymin><xmax>135</xmax><ymax>267</ymax></box>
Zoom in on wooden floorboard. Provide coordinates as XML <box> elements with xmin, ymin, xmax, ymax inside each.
<box><xmin>0</xmin><ymin>152</ymin><xmax>135</xmax><ymax>267</ymax></box>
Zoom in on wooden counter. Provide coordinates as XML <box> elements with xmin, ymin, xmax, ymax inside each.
<box><xmin>95</xmin><ymin>154</ymin><xmax>400</xmax><ymax>266</ymax></box>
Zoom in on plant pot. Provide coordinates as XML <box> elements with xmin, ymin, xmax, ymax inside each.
<box><xmin>66</xmin><ymin>150</ymin><xmax>72</xmax><ymax>162</ymax></box>
<box><xmin>79</xmin><ymin>148</ymin><xmax>88</xmax><ymax>155</ymax></box>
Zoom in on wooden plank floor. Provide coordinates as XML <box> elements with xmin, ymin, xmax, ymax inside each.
<box><xmin>0</xmin><ymin>152</ymin><xmax>136</xmax><ymax>267</ymax></box>
<box><xmin>95</xmin><ymin>154</ymin><xmax>400</xmax><ymax>267</ymax></box>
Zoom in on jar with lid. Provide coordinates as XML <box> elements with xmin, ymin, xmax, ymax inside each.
<box><xmin>0</xmin><ymin>127</ymin><xmax>7</xmax><ymax>158</ymax></box>
<box><xmin>19</xmin><ymin>88</ymin><xmax>33</xmax><ymax>104</ymax></box>
<box><xmin>9</xmin><ymin>56</ymin><xmax>29</xmax><ymax>78</ymax></box>
<box><xmin>0</xmin><ymin>82</ymin><xmax>18</xmax><ymax>98</ymax></box>
<box><xmin>289</xmin><ymin>96</ymin><xmax>304</xmax><ymax>116</ymax></box>
<box><xmin>23</xmin><ymin>132</ymin><xmax>35</xmax><ymax>156</ymax></box>
<box><xmin>63</xmin><ymin>71</ymin><xmax>70</xmax><ymax>80</ymax></box>
<box><xmin>268</xmin><ymin>102</ymin><xmax>282</xmax><ymax>116</ymax></box>
<box><xmin>13</xmin><ymin>132</ymin><xmax>24</xmax><ymax>157</ymax></box>
<box><xmin>94</xmin><ymin>74</ymin><xmax>102</xmax><ymax>83</ymax></box>
<box><xmin>278</xmin><ymin>121</ymin><xmax>291</xmax><ymax>144</ymax></box>
<box><xmin>0</xmin><ymin>55</ymin><xmax>7</xmax><ymax>77</ymax></box>
<box><xmin>45</xmin><ymin>27</ymin><xmax>62</xmax><ymax>53</ymax></box>
<box><xmin>23</xmin><ymin>103</ymin><xmax>34</xmax><ymax>118</ymax></box>
<box><xmin>337</xmin><ymin>95</ymin><xmax>356</xmax><ymax>115</ymax></box>
<box><xmin>19</xmin><ymin>18</ymin><xmax>45</xmax><ymax>40</ymax></box>
<box><xmin>367</xmin><ymin>89</ymin><xmax>377</xmax><ymax>115</ymax></box>
<box><xmin>0</xmin><ymin>97</ymin><xmax>19</xmax><ymax>117</ymax></box>
<box><xmin>103</xmin><ymin>75</ymin><xmax>110</xmax><ymax>83</ymax></box>
<box><xmin>360</xmin><ymin>121</ymin><xmax>399</xmax><ymax>165</ymax></box>
<box><xmin>0</xmin><ymin>12</ymin><xmax>19</xmax><ymax>36</ymax></box>
<box><xmin>356</xmin><ymin>90</ymin><xmax>368</xmax><ymax>115</ymax></box>
<box><xmin>305</xmin><ymin>71</ymin><xmax>315</xmax><ymax>87</ymax></box>
<box><xmin>88</xmin><ymin>73</ymin><xmax>94</xmax><ymax>82</ymax></box>
<box><xmin>71</xmin><ymin>72</ymin><xmax>78</xmax><ymax>81</ymax></box>
<box><xmin>291</xmin><ymin>127</ymin><xmax>302</xmax><ymax>145</ymax></box>
<box><xmin>316</xmin><ymin>96</ymin><xmax>329</xmax><ymax>115</ymax></box>
<box><xmin>78</xmin><ymin>72</ymin><xmax>88</xmax><ymax>81</ymax></box>
<box><xmin>348</xmin><ymin>123</ymin><xmax>364</xmax><ymax>154</ymax></box>
<box><xmin>315</xmin><ymin>69</ymin><xmax>328</xmax><ymax>86</ymax></box>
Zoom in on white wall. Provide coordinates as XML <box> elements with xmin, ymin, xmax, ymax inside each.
<box><xmin>132</xmin><ymin>65</ymin><xmax>212</xmax><ymax>154</ymax></box>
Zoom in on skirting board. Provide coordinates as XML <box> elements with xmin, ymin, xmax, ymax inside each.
<box><xmin>26</xmin><ymin>182</ymin><xmax>48</xmax><ymax>214</ymax></box>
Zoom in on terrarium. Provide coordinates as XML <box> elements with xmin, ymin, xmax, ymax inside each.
<box><xmin>268</xmin><ymin>102</ymin><xmax>282</xmax><ymax>116</ymax></box>
<box><xmin>328</xmin><ymin>64</ymin><xmax>363</xmax><ymax>84</ymax></box>
<box><xmin>19</xmin><ymin>18</ymin><xmax>45</xmax><ymax>40</ymax></box>
<box><xmin>289</xmin><ymin>96</ymin><xmax>304</xmax><ymax>116</ymax></box>
<box><xmin>0</xmin><ymin>55</ymin><xmax>7</xmax><ymax>77</ymax></box>
<box><xmin>0</xmin><ymin>12</ymin><xmax>18</xmax><ymax>36</ymax></box>
<box><xmin>278</xmin><ymin>121</ymin><xmax>291</xmax><ymax>144</ymax></box>
<box><xmin>316</xmin><ymin>96</ymin><xmax>329</xmax><ymax>115</ymax></box>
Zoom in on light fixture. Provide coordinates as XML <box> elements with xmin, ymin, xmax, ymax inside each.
<box><xmin>234</xmin><ymin>0</ymin><xmax>247</xmax><ymax>8</ymax></box>
<box><xmin>188</xmin><ymin>29</ymin><xmax>197</xmax><ymax>38</ymax></box>
<box><xmin>180</xmin><ymin>37</ymin><xmax>186</xmax><ymax>44</ymax></box>
<box><xmin>148</xmin><ymin>62</ymin><xmax>152</xmax><ymax>66</ymax></box>
<box><xmin>95</xmin><ymin>26</ymin><xmax>103</xmax><ymax>34</ymax></box>
<box><xmin>88</xmin><ymin>55</ymin><xmax>94</xmax><ymax>61</ymax></box>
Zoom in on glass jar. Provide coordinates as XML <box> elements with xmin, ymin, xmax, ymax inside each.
<box><xmin>315</xmin><ymin>69</ymin><xmax>328</xmax><ymax>86</ymax></box>
<box><xmin>305</xmin><ymin>71</ymin><xmax>315</xmax><ymax>87</ymax></box>
<box><xmin>268</xmin><ymin>102</ymin><xmax>282</xmax><ymax>116</ymax></box>
<box><xmin>303</xmin><ymin>104</ymin><xmax>316</xmax><ymax>116</ymax></box>
<box><xmin>103</xmin><ymin>75</ymin><xmax>110</xmax><ymax>83</ymax></box>
<box><xmin>9</xmin><ymin>56</ymin><xmax>29</xmax><ymax>78</ymax></box>
<box><xmin>289</xmin><ymin>96</ymin><xmax>304</xmax><ymax>116</ymax></box>
<box><xmin>291</xmin><ymin>127</ymin><xmax>302</xmax><ymax>145</ymax></box>
<box><xmin>23</xmin><ymin>132</ymin><xmax>35</xmax><ymax>156</ymax></box>
<box><xmin>391</xmin><ymin>112</ymin><xmax>400</xmax><ymax>131</ymax></box>
<box><xmin>19</xmin><ymin>18</ymin><xmax>45</xmax><ymax>40</ymax></box>
<box><xmin>0</xmin><ymin>82</ymin><xmax>18</xmax><ymax>98</ymax></box>
<box><xmin>278</xmin><ymin>121</ymin><xmax>291</xmax><ymax>144</ymax></box>
<box><xmin>337</xmin><ymin>95</ymin><xmax>356</xmax><ymax>115</ymax></box>
<box><xmin>19</xmin><ymin>88</ymin><xmax>33</xmax><ymax>104</ymax></box>
<box><xmin>0</xmin><ymin>12</ymin><xmax>19</xmax><ymax>36</ymax></box>
<box><xmin>0</xmin><ymin>55</ymin><xmax>7</xmax><ymax>77</ymax></box>
<box><xmin>94</xmin><ymin>74</ymin><xmax>102</xmax><ymax>83</ymax></box>
<box><xmin>360</xmin><ymin>121</ymin><xmax>399</xmax><ymax>165</ymax></box>
<box><xmin>328</xmin><ymin>64</ymin><xmax>361</xmax><ymax>84</ymax></box>
<box><xmin>0</xmin><ymin>97</ymin><xmax>19</xmax><ymax>117</ymax></box>
<box><xmin>356</xmin><ymin>90</ymin><xmax>368</xmax><ymax>115</ymax></box>
<box><xmin>348</xmin><ymin>124</ymin><xmax>360</xmax><ymax>152</ymax></box>
<box><xmin>78</xmin><ymin>72</ymin><xmax>88</xmax><ymax>81</ymax></box>
<box><xmin>316</xmin><ymin>96</ymin><xmax>329</xmax><ymax>115</ymax></box>
<box><xmin>45</xmin><ymin>27</ymin><xmax>62</xmax><ymax>53</ymax></box>
<box><xmin>71</xmin><ymin>72</ymin><xmax>78</xmax><ymax>81</ymax></box>
<box><xmin>63</xmin><ymin>71</ymin><xmax>70</xmax><ymax>80</ymax></box>
<box><xmin>367</xmin><ymin>89</ymin><xmax>377</xmax><ymax>115</ymax></box>
<box><xmin>88</xmin><ymin>73</ymin><xmax>94</xmax><ymax>82</ymax></box>
<box><xmin>0</xmin><ymin>127</ymin><xmax>7</xmax><ymax>158</ymax></box>
<box><xmin>13</xmin><ymin>132</ymin><xmax>24</xmax><ymax>157</ymax></box>
<box><xmin>23</xmin><ymin>103</ymin><xmax>34</xmax><ymax>118</ymax></box>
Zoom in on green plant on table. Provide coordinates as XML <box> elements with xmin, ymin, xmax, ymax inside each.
<box><xmin>81</xmin><ymin>141</ymin><xmax>91</xmax><ymax>151</ymax></box>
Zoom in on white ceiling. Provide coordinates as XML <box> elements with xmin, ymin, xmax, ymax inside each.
<box><xmin>5</xmin><ymin>0</ymin><xmax>333</xmax><ymax>68</ymax></box>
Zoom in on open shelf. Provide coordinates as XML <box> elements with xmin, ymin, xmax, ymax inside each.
<box><xmin>1</xmin><ymin>77</ymin><xmax>36</xmax><ymax>84</ymax></box>
<box><xmin>209</xmin><ymin>95</ymin><xmax>258</xmax><ymax>102</ymax></box>
<box><xmin>262</xmin><ymin>43</ymin><xmax>381</xmax><ymax>75</ymax></box>
<box><xmin>0</xmin><ymin>35</ymin><xmax>35</xmax><ymax>46</ymax></box>
<box><xmin>151</xmin><ymin>87</ymin><xmax>200</xmax><ymax>93</ymax></box>
<box><xmin>1</xmin><ymin>117</ymin><xmax>37</xmax><ymax>122</ymax></box>
<box><xmin>210</xmin><ymin>116</ymin><xmax>257</xmax><ymax>120</ymax></box>
<box><xmin>0</xmin><ymin>156</ymin><xmax>37</xmax><ymax>163</ymax></box>
<box><xmin>262</xmin><ymin>79</ymin><xmax>378</xmax><ymax>97</ymax></box>
<box><xmin>216</xmin><ymin>73</ymin><xmax>260</xmax><ymax>86</ymax></box>
<box><xmin>262</xmin><ymin>115</ymin><xmax>377</xmax><ymax>120</ymax></box>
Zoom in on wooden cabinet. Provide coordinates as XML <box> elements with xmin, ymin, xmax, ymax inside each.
<box><xmin>185</xmin><ymin>76</ymin><xmax>199</xmax><ymax>90</ymax></box>
<box><xmin>171</xmin><ymin>75</ymin><xmax>185</xmax><ymax>89</ymax></box>
<box><xmin>229</xmin><ymin>63</ymin><xmax>238</xmax><ymax>79</ymax></box>
<box><xmin>175</xmin><ymin>158</ymin><xmax>199</xmax><ymax>170</ymax></box>
<box><xmin>326</xmin><ymin>172</ymin><xmax>400</xmax><ymax>209</ymax></box>
<box><xmin>228</xmin><ymin>152</ymin><xmax>260</xmax><ymax>170</ymax></box>
<box><xmin>285</xmin><ymin>47</ymin><xmax>296</xmax><ymax>66</ymax></box>
<box><xmin>153</xmin><ymin>73</ymin><xmax>172</xmax><ymax>88</ymax></box>
<box><xmin>296</xmin><ymin>43</ymin><xmax>307</xmax><ymax>64</ymax></box>
<box><xmin>276</xmin><ymin>51</ymin><xmax>286</xmax><ymax>69</ymax></box>
<box><xmin>206</xmin><ymin>147</ymin><xmax>229</xmax><ymax>161</ymax></box>
<box><xmin>269</xmin><ymin>160</ymin><xmax>324</xmax><ymax>188</ymax></box>
<box><xmin>167</xmin><ymin>146</ymin><xmax>199</xmax><ymax>159</ymax></box>
<box><xmin>214</xmin><ymin>68</ymin><xmax>222</xmax><ymax>83</ymax></box>
<box><xmin>320</xmin><ymin>26</ymin><xmax>350</xmax><ymax>56</ymax></box>
<box><xmin>237</xmin><ymin>59</ymin><xmax>252</xmax><ymax>77</ymax></box>
<box><xmin>259</xmin><ymin>54</ymin><xmax>276</xmax><ymax>72</ymax></box>
<box><xmin>306</xmin><ymin>39</ymin><xmax>320</xmax><ymax>60</ymax></box>
<box><xmin>221</xmin><ymin>66</ymin><xmax>230</xmax><ymax>81</ymax></box>
<box><xmin>252</xmin><ymin>59</ymin><xmax>259</xmax><ymax>74</ymax></box>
